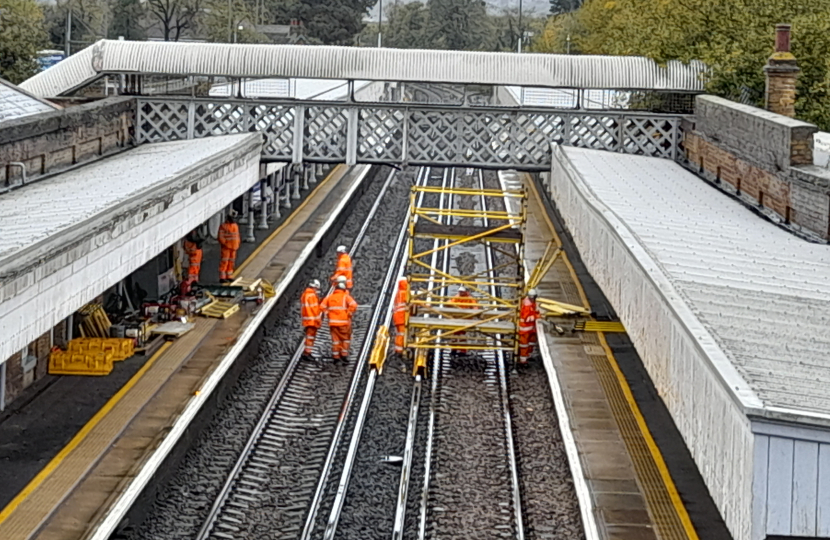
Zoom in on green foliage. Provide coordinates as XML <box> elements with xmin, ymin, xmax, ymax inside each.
<box><xmin>372</xmin><ymin>0</ymin><xmax>541</xmax><ymax>51</ymax></box>
<box><xmin>270</xmin><ymin>0</ymin><xmax>375</xmax><ymax>45</ymax></box>
<box><xmin>204</xmin><ymin>0</ymin><xmax>268</xmax><ymax>43</ymax></box>
<box><xmin>535</xmin><ymin>0</ymin><xmax>830</xmax><ymax>129</ymax></box>
<box><xmin>383</xmin><ymin>1</ymin><xmax>429</xmax><ymax>48</ymax></box>
<box><xmin>426</xmin><ymin>0</ymin><xmax>494</xmax><ymax>50</ymax></box>
<box><xmin>0</xmin><ymin>0</ymin><xmax>47</xmax><ymax>83</ymax></box>
<box><xmin>530</xmin><ymin>11</ymin><xmax>580</xmax><ymax>53</ymax></box>
<box><xmin>108</xmin><ymin>0</ymin><xmax>146</xmax><ymax>39</ymax></box>
<box><xmin>548</xmin><ymin>0</ymin><xmax>581</xmax><ymax>15</ymax></box>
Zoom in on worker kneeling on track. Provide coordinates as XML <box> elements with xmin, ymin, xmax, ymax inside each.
<box><xmin>218</xmin><ymin>212</ymin><xmax>241</xmax><ymax>283</ymax></box>
<box><xmin>518</xmin><ymin>289</ymin><xmax>541</xmax><ymax>364</ymax></box>
<box><xmin>300</xmin><ymin>279</ymin><xmax>323</xmax><ymax>361</ymax></box>
<box><xmin>331</xmin><ymin>245</ymin><xmax>353</xmax><ymax>290</ymax></box>
<box><xmin>392</xmin><ymin>277</ymin><xmax>409</xmax><ymax>357</ymax></box>
<box><xmin>321</xmin><ymin>281</ymin><xmax>358</xmax><ymax>363</ymax></box>
<box><xmin>450</xmin><ymin>286</ymin><xmax>478</xmax><ymax>356</ymax></box>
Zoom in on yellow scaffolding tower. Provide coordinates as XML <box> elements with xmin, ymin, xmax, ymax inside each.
<box><xmin>403</xmin><ymin>183</ymin><xmax>527</xmax><ymax>357</ymax></box>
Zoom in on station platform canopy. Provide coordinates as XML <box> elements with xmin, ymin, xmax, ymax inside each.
<box><xmin>550</xmin><ymin>146</ymin><xmax>830</xmax><ymax>423</ymax></box>
<box><xmin>0</xmin><ymin>133</ymin><xmax>262</xmax><ymax>363</ymax></box>
<box><xmin>20</xmin><ymin>39</ymin><xmax>707</xmax><ymax>99</ymax></box>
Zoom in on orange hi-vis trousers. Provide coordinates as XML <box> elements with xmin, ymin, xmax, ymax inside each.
<box><xmin>330</xmin><ymin>324</ymin><xmax>352</xmax><ymax>359</ymax></box>
<box><xmin>395</xmin><ymin>324</ymin><xmax>406</xmax><ymax>354</ymax></box>
<box><xmin>518</xmin><ymin>330</ymin><xmax>537</xmax><ymax>363</ymax></box>
<box><xmin>304</xmin><ymin>327</ymin><xmax>318</xmax><ymax>355</ymax></box>
<box><xmin>219</xmin><ymin>248</ymin><xmax>237</xmax><ymax>280</ymax></box>
<box><xmin>187</xmin><ymin>249</ymin><xmax>202</xmax><ymax>281</ymax></box>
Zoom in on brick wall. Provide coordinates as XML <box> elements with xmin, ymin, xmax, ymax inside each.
<box><xmin>681</xmin><ymin>95</ymin><xmax>830</xmax><ymax>240</ymax></box>
<box><xmin>0</xmin><ymin>97</ymin><xmax>135</xmax><ymax>188</ymax></box>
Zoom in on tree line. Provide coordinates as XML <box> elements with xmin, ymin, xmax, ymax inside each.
<box><xmin>533</xmin><ymin>0</ymin><xmax>830</xmax><ymax>130</ymax></box>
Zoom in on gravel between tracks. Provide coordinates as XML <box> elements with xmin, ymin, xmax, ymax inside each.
<box><xmin>484</xmin><ymin>169</ymin><xmax>585</xmax><ymax>540</ymax></box>
<box><xmin>123</xmin><ymin>165</ymin><xmax>411</xmax><ymax>540</ymax></box>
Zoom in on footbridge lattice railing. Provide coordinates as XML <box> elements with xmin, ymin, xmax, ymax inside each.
<box><xmin>136</xmin><ymin>98</ymin><xmax>682</xmax><ymax>169</ymax></box>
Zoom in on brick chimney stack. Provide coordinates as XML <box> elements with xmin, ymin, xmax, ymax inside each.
<box><xmin>764</xmin><ymin>24</ymin><xmax>800</xmax><ymax>117</ymax></box>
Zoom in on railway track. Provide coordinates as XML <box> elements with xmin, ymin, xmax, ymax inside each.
<box><xmin>128</xmin><ymin>165</ymin><xmax>584</xmax><ymax>540</ymax></box>
<box><xmin>194</xmin><ymin>168</ymin><xmax>417</xmax><ymax>540</ymax></box>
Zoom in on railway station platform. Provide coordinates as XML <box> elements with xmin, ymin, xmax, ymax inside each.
<box><xmin>507</xmin><ymin>169</ymin><xmax>733</xmax><ymax>540</ymax></box>
<box><xmin>536</xmin><ymin>144</ymin><xmax>830</xmax><ymax>540</ymax></box>
<box><xmin>0</xmin><ymin>163</ymin><xmax>374</xmax><ymax>540</ymax></box>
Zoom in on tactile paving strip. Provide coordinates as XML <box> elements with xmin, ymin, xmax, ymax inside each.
<box><xmin>584</xmin><ymin>330</ymin><xmax>695</xmax><ymax>540</ymax></box>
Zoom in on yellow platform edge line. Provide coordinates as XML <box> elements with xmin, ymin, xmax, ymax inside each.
<box><xmin>597</xmin><ymin>332</ymin><xmax>700</xmax><ymax>540</ymax></box>
<box><xmin>232</xmin><ymin>164</ymin><xmax>344</xmax><ymax>279</ymax></box>
<box><xmin>0</xmin><ymin>341</ymin><xmax>174</xmax><ymax>525</ymax></box>
<box><xmin>524</xmin><ymin>172</ymin><xmax>698</xmax><ymax>540</ymax></box>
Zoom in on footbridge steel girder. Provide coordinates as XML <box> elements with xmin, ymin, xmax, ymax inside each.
<box><xmin>136</xmin><ymin>98</ymin><xmax>681</xmax><ymax>169</ymax></box>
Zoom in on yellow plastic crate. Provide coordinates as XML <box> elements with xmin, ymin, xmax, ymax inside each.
<box><xmin>67</xmin><ymin>338</ymin><xmax>134</xmax><ymax>361</ymax></box>
<box><xmin>49</xmin><ymin>350</ymin><xmax>113</xmax><ymax>376</ymax></box>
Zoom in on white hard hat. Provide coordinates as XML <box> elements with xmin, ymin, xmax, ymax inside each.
<box><xmin>337</xmin><ymin>281</ymin><xmax>347</xmax><ymax>290</ymax></box>
<box><xmin>336</xmin><ymin>275</ymin><xmax>347</xmax><ymax>283</ymax></box>
<box><xmin>528</xmin><ymin>288</ymin><xmax>538</xmax><ymax>297</ymax></box>
<box><xmin>336</xmin><ymin>245</ymin><xmax>347</xmax><ymax>253</ymax></box>
<box><xmin>310</xmin><ymin>279</ymin><xmax>321</xmax><ymax>289</ymax></box>
<box><xmin>458</xmin><ymin>286</ymin><xmax>467</xmax><ymax>293</ymax></box>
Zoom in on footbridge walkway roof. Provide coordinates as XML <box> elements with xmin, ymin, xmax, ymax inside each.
<box><xmin>20</xmin><ymin>40</ymin><xmax>707</xmax><ymax>99</ymax></box>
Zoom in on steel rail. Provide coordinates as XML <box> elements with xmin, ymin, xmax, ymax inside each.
<box><xmin>417</xmin><ymin>167</ymin><xmax>455</xmax><ymax>540</ymax></box>
<box><xmin>302</xmin><ymin>166</ymin><xmax>427</xmax><ymax>540</ymax></box>
<box><xmin>478</xmin><ymin>169</ymin><xmax>526</xmax><ymax>540</ymax></box>
<box><xmin>389</xmin><ymin>166</ymin><xmax>442</xmax><ymax>540</ymax></box>
<box><xmin>195</xmin><ymin>166</ymin><xmax>398</xmax><ymax>540</ymax></box>
<box><xmin>320</xmin><ymin>175</ymin><xmax>417</xmax><ymax>540</ymax></box>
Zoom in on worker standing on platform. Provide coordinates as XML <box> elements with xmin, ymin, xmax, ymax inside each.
<box><xmin>183</xmin><ymin>229</ymin><xmax>203</xmax><ymax>284</ymax></box>
<box><xmin>450</xmin><ymin>285</ymin><xmax>478</xmax><ymax>356</ymax></box>
<box><xmin>331</xmin><ymin>245</ymin><xmax>353</xmax><ymax>290</ymax></box>
<box><xmin>218</xmin><ymin>212</ymin><xmax>241</xmax><ymax>283</ymax></box>
<box><xmin>518</xmin><ymin>289</ymin><xmax>541</xmax><ymax>364</ymax></box>
<box><xmin>392</xmin><ymin>277</ymin><xmax>409</xmax><ymax>356</ymax></box>
<box><xmin>301</xmin><ymin>280</ymin><xmax>323</xmax><ymax>361</ymax></box>
<box><xmin>322</xmin><ymin>281</ymin><xmax>358</xmax><ymax>362</ymax></box>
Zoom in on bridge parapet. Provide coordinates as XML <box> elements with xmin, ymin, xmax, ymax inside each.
<box><xmin>682</xmin><ymin>94</ymin><xmax>830</xmax><ymax>241</ymax></box>
<box><xmin>135</xmin><ymin>97</ymin><xmax>682</xmax><ymax>170</ymax></box>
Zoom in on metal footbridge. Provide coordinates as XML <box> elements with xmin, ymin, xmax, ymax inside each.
<box><xmin>21</xmin><ymin>40</ymin><xmax>706</xmax><ymax>170</ymax></box>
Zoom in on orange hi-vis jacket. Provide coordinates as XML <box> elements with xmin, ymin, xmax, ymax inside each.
<box><xmin>392</xmin><ymin>278</ymin><xmax>409</xmax><ymax>326</ymax></box>
<box><xmin>518</xmin><ymin>297</ymin><xmax>540</xmax><ymax>333</ymax></box>
<box><xmin>218</xmin><ymin>222</ymin><xmax>241</xmax><ymax>250</ymax></box>
<box><xmin>332</xmin><ymin>252</ymin><xmax>353</xmax><ymax>288</ymax></box>
<box><xmin>451</xmin><ymin>292</ymin><xmax>478</xmax><ymax>309</ymax></box>
<box><xmin>301</xmin><ymin>287</ymin><xmax>322</xmax><ymax>328</ymax></box>
<box><xmin>321</xmin><ymin>289</ymin><xmax>357</xmax><ymax>326</ymax></box>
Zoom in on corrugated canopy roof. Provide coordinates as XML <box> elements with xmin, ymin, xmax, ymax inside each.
<box><xmin>20</xmin><ymin>40</ymin><xmax>707</xmax><ymax>98</ymax></box>
<box><xmin>0</xmin><ymin>79</ymin><xmax>59</xmax><ymax>122</ymax></box>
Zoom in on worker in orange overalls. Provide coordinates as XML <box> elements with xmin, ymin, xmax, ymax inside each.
<box><xmin>301</xmin><ymin>279</ymin><xmax>323</xmax><ymax>361</ymax></box>
<box><xmin>392</xmin><ymin>277</ymin><xmax>409</xmax><ymax>356</ymax></box>
<box><xmin>331</xmin><ymin>245</ymin><xmax>353</xmax><ymax>290</ymax></box>
<box><xmin>183</xmin><ymin>230</ymin><xmax>203</xmax><ymax>284</ymax></box>
<box><xmin>218</xmin><ymin>212</ymin><xmax>241</xmax><ymax>283</ymax></box>
<box><xmin>321</xmin><ymin>281</ymin><xmax>358</xmax><ymax>362</ymax></box>
<box><xmin>518</xmin><ymin>289</ymin><xmax>541</xmax><ymax>364</ymax></box>
<box><xmin>450</xmin><ymin>286</ymin><xmax>478</xmax><ymax>356</ymax></box>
